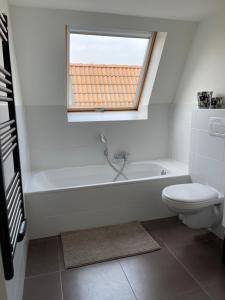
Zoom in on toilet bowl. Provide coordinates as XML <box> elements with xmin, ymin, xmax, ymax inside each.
<box><xmin>162</xmin><ymin>183</ymin><xmax>224</xmax><ymax>229</ymax></box>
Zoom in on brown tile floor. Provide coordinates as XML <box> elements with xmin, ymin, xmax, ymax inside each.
<box><xmin>23</xmin><ymin>217</ymin><xmax>225</xmax><ymax>300</ymax></box>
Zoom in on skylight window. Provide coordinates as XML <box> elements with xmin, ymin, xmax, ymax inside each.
<box><xmin>67</xmin><ymin>30</ymin><xmax>156</xmax><ymax>112</ymax></box>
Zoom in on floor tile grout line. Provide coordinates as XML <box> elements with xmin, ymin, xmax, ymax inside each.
<box><xmin>148</xmin><ymin>232</ymin><xmax>214</xmax><ymax>299</ymax></box>
<box><xmin>25</xmin><ymin>270</ymin><xmax>60</xmax><ymax>280</ymax></box>
<box><xmin>57</xmin><ymin>237</ymin><xmax>64</xmax><ymax>300</ymax></box>
<box><xmin>26</xmin><ymin>220</ymin><xmax>220</xmax><ymax>300</ymax></box>
<box><xmin>56</xmin><ymin>236</ymin><xmax>61</xmax><ymax>272</ymax></box>
<box><xmin>119</xmin><ymin>261</ymin><xmax>139</xmax><ymax>300</ymax></box>
<box><xmin>25</xmin><ymin>235</ymin><xmax>61</xmax><ymax>279</ymax></box>
<box><xmin>161</xmin><ymin>236</ymin><xmax>220</xmax><ymax>251</ymax></box>
<box><xmin>145</xmin><ymin>222</ymin><xmax>219</xmax><ymax>247</ymax></box>
<box><xmin>30</xmin><ymin>236</ymin><xmax>59</xmax><ymax>244</ymax></box>
<box><xmin>161</xmin><ymin>287</ymin><xmax>211</xmax><ymax>300</ymax></box>
<box><xmin>162</xmin><ymin>240</ymin><xmax>214</xmax><ymax>300</ymax></box>
<box><xmin>59</xmin><ymin>269</ymin><xmax>64</xmax><ymax>300</ymax></box>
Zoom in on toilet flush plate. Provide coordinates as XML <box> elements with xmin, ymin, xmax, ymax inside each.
<box><xmin>209</xmin><ymin>117</ymin><xmax>225</xmax><ymax>138</ymax></box>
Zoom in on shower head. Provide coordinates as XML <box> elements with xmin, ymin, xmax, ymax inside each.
<box><xmin>99</xmin><ymin>133</ymin><xmax>108</xmax><ymax>157</ymax></box>
<box><xmin>99</xmin><ymin>133</ymin><xmax>107</xmax><ymax>145</ymax></box>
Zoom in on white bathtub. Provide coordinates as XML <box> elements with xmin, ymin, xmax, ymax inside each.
<box><xmin>25</xmin><ymin>159</ymin><xmax>190</xmax><ymax>239</ymax></box>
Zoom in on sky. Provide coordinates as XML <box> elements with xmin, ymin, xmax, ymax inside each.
<box><xmin>70</xmin><ymin>34</ymin><xmax>149</xmax><ymax>65</ymax></box>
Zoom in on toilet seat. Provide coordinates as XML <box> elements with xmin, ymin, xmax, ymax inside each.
<box><xmin>162</xmin><ymin>183</ymin><xmax>222</xmax><ymax>211</ymax></box>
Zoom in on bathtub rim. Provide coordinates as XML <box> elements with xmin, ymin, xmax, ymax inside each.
<box><xmin>25</xmin><ymin>158</ymin><xmax>189</xmax><ymax>195</ymax></box>
<box><xmin>25</xmin><ymin>173</ymin><xmax>190</xmax><ymax>196</ymax></box>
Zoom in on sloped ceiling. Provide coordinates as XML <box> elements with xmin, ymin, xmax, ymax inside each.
<box><xmin>9</xmin><ymin>0</ymin><xmax>224</xmax><ymax>21</ymax></box>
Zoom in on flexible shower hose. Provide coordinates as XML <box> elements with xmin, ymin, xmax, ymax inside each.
<box><xmin>104</xmin><ymin>149</ymin><xmax>128</xmax><ymax>181</ymax></box>
<box><xmin>113</xmin><ymin>157</ymin><xmax>127</xmax><ymax>181</ymax></box>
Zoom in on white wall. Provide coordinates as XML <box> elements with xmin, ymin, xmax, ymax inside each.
<box><xmin>25</xmin><ymin>103</ymin><xmax>172</xmax><ymax>170</ymax></box>
<box><xmin>169</xmin><ymin>6</ymin><xmax>225</xmax><ymax>237</ymax></box>
<box><xmin>189</xmin><ymin>108</ymin><xmax>225</xmax><ymax>238</ymax></box>
<box><xmin>170</xmin><ymin>6</ymin><xmax>225</xmax><ymax>164</ymax></box>
<box><xmin>10</xmin><ymin>6</ymin><xmax>196</xmax><ymax>171</ymax></box>
<box><xmin>190</xmin><ymin>109</ymin><xmax>225</xmax><ymax>194</ymax></box>
<box><xmin>0</xmin><ymin>0</ymin><xmax>29</xmax><ymax>299</ymax></box>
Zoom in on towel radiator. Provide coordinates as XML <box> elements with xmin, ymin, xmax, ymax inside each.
<box><xmin>0</xmin><ymin>12</ymin><xmax>26</xmax><ymax>280</ymax></box>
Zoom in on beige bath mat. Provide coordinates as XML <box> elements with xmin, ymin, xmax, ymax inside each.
<box><xmin>61</xmin><ymin>221</ymin><xmax>161</xmax><ymax>269</ymax></box>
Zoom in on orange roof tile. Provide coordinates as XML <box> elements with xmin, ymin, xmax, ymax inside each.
<box><xmin>69</xmin><ymin>64</ymin><xmax>142</xmax><ymax>110</ymax></box>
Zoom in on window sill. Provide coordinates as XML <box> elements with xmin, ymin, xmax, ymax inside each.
<box><xmin>67</xmin><ymin>109</ymin><xmax>148</xmax><ymax>123</ymax></box>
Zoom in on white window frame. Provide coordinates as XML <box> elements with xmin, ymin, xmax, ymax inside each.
<box><xmin>66</xmin><ymin>26</ymin><xmax>167</xmax><ymax>122</ymax></box>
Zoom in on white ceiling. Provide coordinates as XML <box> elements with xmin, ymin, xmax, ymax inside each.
<box><xmin>9</xmin><ymin>0</ymin><xmax>224</xmax><ymax>21</ymax></box>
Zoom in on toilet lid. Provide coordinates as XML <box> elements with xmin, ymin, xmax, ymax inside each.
<box><xmin>163</xmin><ymin>183</ymin><xmax>219</xmax><ymax>203</ymax></box>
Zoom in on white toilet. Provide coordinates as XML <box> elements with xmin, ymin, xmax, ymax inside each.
<box><xmin>162</xmin><ymin>183</ymin><xmax>224</xmax><ymax>229</ymax></box>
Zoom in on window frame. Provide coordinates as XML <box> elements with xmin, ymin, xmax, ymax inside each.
<box><xmin>66</xmin><ymin>26</ymin><xmax>157</xmax><ymax>113</ymax></box>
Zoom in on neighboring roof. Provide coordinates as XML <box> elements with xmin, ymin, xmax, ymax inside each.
<box><xmin>69</xmin><ymin>64</ymin><xmax>142</xmax><ymax>110</ymax></box>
